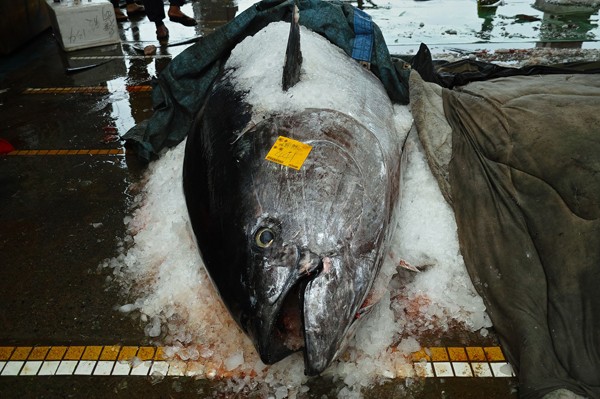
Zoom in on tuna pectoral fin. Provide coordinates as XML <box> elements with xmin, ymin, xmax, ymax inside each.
<box><xmin>282</xmin><ymin>3</ymin><xmax>302</xmax><ymax>91</ymax></box>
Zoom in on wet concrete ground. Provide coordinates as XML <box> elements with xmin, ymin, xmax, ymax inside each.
<box><xmin>1</xmin><ymin>0</ymin><xmax>598</xmax><ymax>397</ymax></box>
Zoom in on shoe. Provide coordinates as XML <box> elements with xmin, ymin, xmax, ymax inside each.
<box><xmin>126</xmin><ymin>3</ymin><xmax>145</xmax><ymax>17</ymax></box>
<box><xmin>114</xmin><ymin>8</ymin><xmax>128</xmax><ymax>22</ymax></box>
<box><xmin>156</xmin><ymin>25</ymin><xmax>169</xmax><ymax>41</ymax></box>
<box><xmin>168</xmin><ymin>14</ymin><xmax>197</xmax><ymax>26</ymax></box>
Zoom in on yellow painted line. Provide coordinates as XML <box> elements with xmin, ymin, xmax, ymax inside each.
<box><xmin>46</xmin><ymin>346</ymin><xmax>68</xmax><ymax>360</ymax></box>
<box><xmin>69</xmin><ymin>55</ymin><xmax>173</xmax><ymax>60</ymax></box>
<box><xmin>64</xmin><ymin>346</ymin><xmax>85</xmax><ymax>360</ymax></box>
<box><xmin>137</xmin><ymin>347</ymin><xmax>155</xmax><ymax>361</ymax></box>
<box><xmin>0</xmin><ymin>347</ymin><xmax>15</xmax><ymax>361</ymax></box>
<box><xmin>429</xmin><ymin>347</ymin><xmax>449</xmax><ymax>362</ymax></box>
<box><xmin>466</xmin><ymin>346</ymin><xmax>487</xmax><ymax>361</ymax></box>
<box><xmin>484</xmin><ymin>346</ymin><xmax>506</xmax><ymax>361</ymax></box>
<box><xmin>154</xmin><ymin>347</ymin><xmax>167</xmax><ymax>361</ymax></box>
<box><xmin>100</xmin><ymin>346</ymin><xmax>121</xmax><ymax>361</ymax></box>
<box><xmin>28</xmin><ymin>347</ymin><xmax>50</xmax><ymax>361</ymax></box>
<box><xmin>0</xmin><ymin>345</ymin><xmax>514</xmax><ymax>378</ymax></box>
<box><xmin>3</xmin><ymin>149</ymin><xmax>126</xmax><ymax>156</ymax></box>
<box><xmin>22</xmin><ymin>85</ymin><xmax>151</xmax><ymax>94</ymax></box>
<box><xmin>448</xmin><ymin>347</ymin><xmax>468</xmax><ymax>362</ymax></box>
<box><xmin>10</xmin><ymin>347</ymin><xmax>32</xmax><ymax>361</ymax></box>
<box><xmin>117</xmin><ymin>346</ymin><xmax>138</xmax><ymax>361</ymax></box>
<box><xmin>82</xmin><ymin>346</ymin><xmax>103</xmax><ymax>361</ymax></box>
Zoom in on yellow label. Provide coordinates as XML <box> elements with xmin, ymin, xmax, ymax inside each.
<box><xmin>265</xmin><ymin>136</ymin><xmax>312</xmax><ymax>170</ymax></box>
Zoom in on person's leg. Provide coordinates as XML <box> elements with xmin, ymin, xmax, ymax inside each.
<box><xmin>144</xmin><ymin>0</ymin><xmax>166</xmax><ymax>24</ymax></box>
<box><xmin>144</xmin><ymin>0</ymin><xmax>169</xmax><ymax>40</ymax></box>
<box><xmin>111</xmin><ymin>0</ymin><xmax>129</xmax><ymax>22</ymax></box>
<box><xmin>167</xmin><ymin>0</ymin><xmax>197</xmax><ymax>26</ymax></box>
<box><xmin>125</xmin><ymin>0</ymin><xmax>145</xmax><ymax>17</ymax></box>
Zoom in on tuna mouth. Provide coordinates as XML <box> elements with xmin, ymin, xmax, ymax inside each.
<box><xmin>273</xmin><ymin>280</ymin><xmax>306</xmax><ymax>352</ymax></box>
<box><xmin>255</xmin><ymin>251</ymin><xmax>324</xmax><ymax>370</ymax></box>
<box><xmin>254</xmin><ymin>250</ymin><xmax>363</xmax><ymax>376</ymax></box>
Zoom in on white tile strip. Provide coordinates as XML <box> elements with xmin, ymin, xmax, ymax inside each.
<box><xmin>0</xmin><ymin>349</ymin><xmax>517</xmax><ymax>379</ymax></box>
<box><xmin>38</xmin><ymin>361</ymin><xmax>61</xmax><ymax>376</ymax></box>
<box><xmin>490</xmin><ymin>362</ymin><xmax>515</xmax><ymax>377</ymax></box>
<box><xmin>471</xmin><ymin>362</ymin><xmax>494</xmax><ymax>377</ymax></box>
<box><xmin>433</xmin><ymin>362</ymin><xmax>454</xmax><ymax>377</ymax></box>
<box><xmin>452</xmin><ymin>362</ymin><xmax>473</xmax><ymax>377</ymax></box>
<box><xmin>56</xmin><ymin>361</ymin><xmax>78</xmax><ymax>375</ymax></box>
<box><xmin>130</xmin><ymin>361</ymin><xmax>152</xmax><ymax>376</ymax></box>
<box><xmin>112</xmin><ymin>361</ymin><xmax>132</xmax><ymax>376</ymax></box>
<box><xmin>1</xmin><ymin>361</ymin><xmax>24</xmax><ymax>376</ymax></box>
<box><xmin>0</xmin><ymin>359</ymin><xmax>519</xmax><ymax>378</ymax></box>
<box><xmin>93</xmin><ymin>361</ymin><xmax>115</xmax><ymax>376</ymax></box>
<box><xmin>150</xmin><ymin>361</ymin><xmax>170</xmax><ymax>377</ymax></box>
<box><xmin>413</xmin><ymin>361</ymin><xmax>435</xmax><ymax>377</ymax></box>
<box><xmin>20</xmin><ymin>361</ymin><xmax>43</xmax><ymax>376</ymax></box>
<box><xmin>74</xmin><ymin>360</ymin><xmax>97</xmax><ymax>375</ymax></box>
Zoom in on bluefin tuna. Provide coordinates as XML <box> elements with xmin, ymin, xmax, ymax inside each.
<box><xmin>183</xmin><ymin>9</ymin><xmax>404</xmax><ymax>376</ymax></box>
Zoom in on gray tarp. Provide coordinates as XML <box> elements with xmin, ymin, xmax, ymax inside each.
<box><xmin>411</xmin><ymin>71</ymin><xmax>600</xmax><ymax>399</ymax></box>
<box><xmin>123</xmin><ymin>0</ymin><xmax>410</xmax><ymax>160</ymax></box>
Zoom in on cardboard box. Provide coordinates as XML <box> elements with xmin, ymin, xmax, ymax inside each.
<box><xmin>46</xmin><ymin>0</ymin><xmax>120</xmax><ymax>52</ymax></box>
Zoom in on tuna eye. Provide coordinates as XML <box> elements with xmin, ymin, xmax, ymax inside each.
<box><xmin>255</xmin><ymin>228</ymin><xmax>275</xmax><ymax>248</ymax></box>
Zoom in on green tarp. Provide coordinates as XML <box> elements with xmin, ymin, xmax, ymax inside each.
<box><xmin>411</xmin><ymin>71</ymin><xmax>600</xmax><ymax>399</ymax></box>
<box><xmin>123</xmin><ymin>0</ymin><xmax>410</xmax><ymax>160</ymax></box>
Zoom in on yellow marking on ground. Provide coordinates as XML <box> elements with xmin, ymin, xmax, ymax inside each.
<box><xmin>429</xmin><ymin>347</ymin><xmax>449</xmax><ymax>362</ymax></box>
<box><xmin>10</xmin><ymin>347</ymin><xmax>32</xmax><ymax>361</ymax></box>
<box><xmin>137</xmin><ymin>347</ymin><xmax>155</xmax><ymax>361</ymax></box>
<box><xmin>0</xmin><ymin>347</ymin><xmax>15</xmax><ymax>361</ymax></box>
<box><xmin>466</xmin><ymin>346</ymin><xmax>487</xmax><ymax>361</ymax></box>
<box><xmin>0</xmin><ymin>345</ymin><xmax>514</xmax><ymax>378</ymax></box>
<box><xmin>117</xmin><ymin>346</ymin><xmax>139</xmax><ymax>361</ymax></box>
<box><xmin>100</xmin><ymin>346</ymin><xmax>121</xmax><ymax>361</ymax></box>
<box><xmin>29</xmin><ymin>347</ymin><xmax>51</xmax><ymax>361</ymax></box>
<box><xmin>411</xmin><ymin>348</ymin><xmax>430</xmax><ymax>362</ymax></box>
<box><xmin>46</xmin><ymin>346</ymin><xmax>68</xmax><ymax>360</ymax></box>
<box><xmin>484</xmin><ymin>346</ymin><xmax>505</xmax><ymax>361</ymax></box>
<box><xmin>4</xmin><ymin>149</ymin><xmax>126</xmax><ymax>156</ymax></box>
<box><xmin>23</xmin><ymin>85</ymin><xmax>151</xmax><ymax>94</ymax></box>
<box><xmin>447</xmin><ymin>347</ymin><xmax>468</xmax><ymax>362</ymax></box>
<box><xmin>82</xmin><ymin>346</ymin><xmax>103</xmax><ymax>361</ymax></box>
<box><xmin>63</xmin><ymin>346</ymin><xmax>85</xmax><ymax>360</ymax></box>
<box><xmin>154</xmin><ymin>347</ymin><xmax>167</xmax><ymax>361</ymax></box>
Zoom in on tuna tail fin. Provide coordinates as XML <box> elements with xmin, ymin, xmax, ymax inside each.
<box><xmin>282</xmin><ymin>3</ymin><xmax>302</xmax><ymax>91</ymax></box>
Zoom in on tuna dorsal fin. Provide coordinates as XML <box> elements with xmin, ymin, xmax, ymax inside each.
<box><xmin>282</xmin><ymin>3</ymin><xmax>302</xmax><ymax>91</ymax></box>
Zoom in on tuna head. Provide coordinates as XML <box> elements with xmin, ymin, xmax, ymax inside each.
<box><xmin>183</xmin><ymin>109</ymin><xmax>394</xmax><ymax>376</ymax></box>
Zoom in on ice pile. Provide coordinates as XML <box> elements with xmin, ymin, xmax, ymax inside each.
<box><xmin>104</xmin><ymin>114</ymin><xmax>490</xmax><ymax>397</ymax></box>
<box><xmin>104</xmin><ymin>19</ymin><xmax>490</xmax><ymax>399</ymax></box>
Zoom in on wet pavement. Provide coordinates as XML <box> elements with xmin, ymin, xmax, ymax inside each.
<box><xmin>1</xmin><ymin>0</ymin><xmax>599</xmax><ymax>397</ymax></box>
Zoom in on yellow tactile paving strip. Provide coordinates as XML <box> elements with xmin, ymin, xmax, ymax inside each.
<box><xmin>3</xmin><ymin>149</ymin><xmax>126</xmax><ymax>156</ymax></box>
<box><xmin>22</xmin><ymin>86</ymin><xmax>152</xmax><ymax>94</ymax></box>
<box><xmin>69</xmin><ymin>55</ymin><xmax>174</xmax><ymax>60</ymax></box>
<box><xmin>0</xmin><ymin>345</ymin><xmax>515</xmax><ymax>378</ymax></box>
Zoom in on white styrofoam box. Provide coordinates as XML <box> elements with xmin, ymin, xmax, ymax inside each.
<box><xmin>46</xmin><ymin>0</ymin><xmax>119</xmax><ymax>51</ymax></box>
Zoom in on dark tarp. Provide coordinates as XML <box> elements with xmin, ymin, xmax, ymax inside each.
<box><xmin>123</xmin><ymin>0</ymin><xmax>410</xmax><ymax>161</ymax></box>
<box><xmin>408</xmin><ymin>42</ymin><xmax>600</xmax><ymax>89</ymax></box>
<box><xmin>411</xmin><ymin>71</ymin><xmax>600</xmax><ymax>399</ymax></box>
